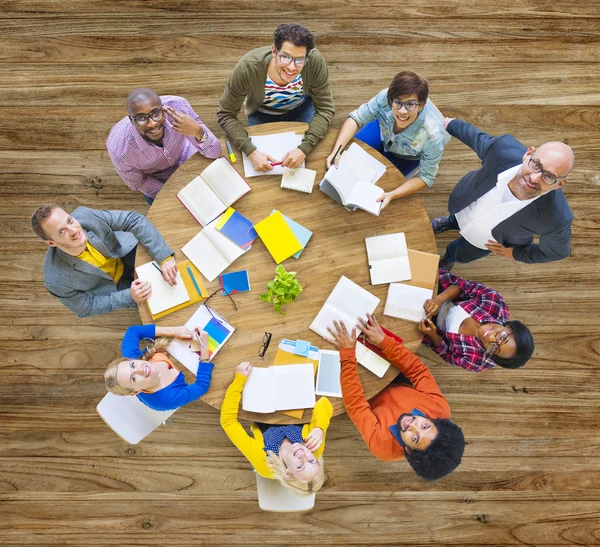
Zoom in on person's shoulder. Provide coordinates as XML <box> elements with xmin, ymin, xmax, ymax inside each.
<box><xmin>421</xmin><ymin>107</ymin><xmax>446</xmax><ymax>142</ymax></box>
<box><xmin>539</xmin><ymin>188</ymin><xmax>573</xmax><ymax>220</ymax></box>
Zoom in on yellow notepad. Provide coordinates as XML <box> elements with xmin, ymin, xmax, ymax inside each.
<box><xmin>254</xmin><ymin>211</ymin><xmax>302</xmax><ymax>264</ymax></box>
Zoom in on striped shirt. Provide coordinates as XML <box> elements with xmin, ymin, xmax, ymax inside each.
<box><xmin>259</xmin><ymin>74</ymin><xmax>306</xmax><ymax>114</ymax></box>
<box><xmin>106</xmin><ymin>95</ymin><xmax>222</xmax><ymax>199</ymax></box>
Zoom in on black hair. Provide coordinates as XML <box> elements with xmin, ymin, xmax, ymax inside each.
<box><xmin>387</xmin><ymin>71</ymin><xmax>430</xmax><ymax>104</ymax></box>
<box><xmin>273</xmin><ymin>23</ymin><xmax>316</xmax><ymax>53</ymax></box>
<box><xmin>492</xmin><ymin>320</ymin><xmax>534</xmax><ymax>369</ymax></box>
<box><xmin>403</xmin><ymin>418</ymin><xmax>465</xmax><ymax>481</ymax></box>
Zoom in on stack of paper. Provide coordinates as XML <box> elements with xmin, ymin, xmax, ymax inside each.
<box><xmin>366</xmin><ymin>232</ymin><xmax>411</xmax><ymax>285</ymax></box>
<box><xmin>270</xmin><ymin>210</ymin><xmax>312</xmax><ymax>259</ymax></box>
<box><xmin>254</xmin><ymin>211</ymin><xmax>302</xmax><ymax>263</ymax></box>
<box><xmin>135</xmin><ymin>261</ymin><xmax>190</xmax><ymax>316</ymax></box>
<box><xmin>242</xmin><ymin>132</ymin><xmax>304</xmax><ymax>177</ymax></box>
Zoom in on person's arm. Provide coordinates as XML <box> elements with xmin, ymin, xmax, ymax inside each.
<box><xmin>219</xmin><ymin>366</ymin><xmax>269</xmax><ymax>470</ymax></box>
<box><xmin>377</xmin><ymin>177</ymin><xmax>428</xmax><ymax>209</ymax></box>
<box><xmin>304</xmin><ymin>396</ymin><xmax>333</xmax><ymax>460</ymax></box>
<box><xmin>446</xmin><ymin>119</ymin><xmax>499</xmax><ymax>161</ymax></box>
<box><xmin>121</xmin><ymin>325</ymin><xmax>156</xmax><ymax>358</ymax></box>
<box><xmin>512</xmin><ymin>220</ymin><xmax>572</xmax><ymax>264</ymax></box>
<box><xmin>45</xmin><ymin>282</ymin><xmax>135</xmax><ymax>318</ymax></box>
<box><xmin>106</xmin><ymin>151</ymin><xmax>166</xmax><ymax>200</ymax></box>
<box><xmin>297</xmin><ymin>51</ymin><xmax>335</xmax><ymax>157</ymax></box>
<box><xmin>326</xmin><ymin>117</ymin><xmax>359</xmax><ymax>168</ymax></box>
<box><xmin>162</xmin><ymin>361</ymin><xmax>215</xmax><ymax>408</ymax></box>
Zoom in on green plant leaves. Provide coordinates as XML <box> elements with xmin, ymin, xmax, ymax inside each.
<box><xmin>260</xmin><ymin>265</ymin><xmax>303</xmax><ymax>315</ymax></box>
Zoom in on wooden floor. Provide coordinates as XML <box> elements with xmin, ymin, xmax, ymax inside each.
<box><xmin>2</xmin><ymin>1</ymin><xmax>600</xmax><ymax>545</ymax></box>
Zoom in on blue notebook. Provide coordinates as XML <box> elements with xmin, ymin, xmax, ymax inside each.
<box><xmin>215</xmin><ymin>208</ymin><xmax>257</xmax><ymax>249</ymax></box>
<box><xmin>271</xmin><ymin>210</ymin><xmax>312</xmax><ymax>259</ymax></box>
<box><xmin>219</xmin><ymin>270</ymin><xmax>251</xmax><ymax>295</ymax></box>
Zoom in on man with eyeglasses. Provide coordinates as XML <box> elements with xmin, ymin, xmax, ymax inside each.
<box><xmin>218</xmin><ymin>23</ymin><xmax>334</xmax><ymax>173</ymax></box>
<box><xmin>431</xmin><ymin>118</ymin><xmax>574</xmax><ymax>268</ymax></box>
<box><xmin>107</xmin><ymin>88</ymin><xmax>221</xmax><ymax>204</ymax></box>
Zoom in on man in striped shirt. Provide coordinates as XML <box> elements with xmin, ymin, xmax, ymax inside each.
<box><xmin>107</xmin><ymin>88</ymin><xmax>222</xmax><ymax>203</ymax></box>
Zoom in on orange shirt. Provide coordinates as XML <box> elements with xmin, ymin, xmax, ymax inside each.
<box><xmin>339</xmin><ymin>336</ymin><xmax>451</xmax><ymax>461</ymax></box>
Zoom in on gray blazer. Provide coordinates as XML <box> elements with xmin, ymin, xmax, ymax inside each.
<box><xmin>44</xmin><ymin>207</ymin><xmax>173</xmax><ymax>318</ymax></box>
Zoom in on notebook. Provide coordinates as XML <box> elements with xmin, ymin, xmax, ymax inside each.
<box><xmin>181</xmin><ymin>224</ymin><xmax>249</xmax><ymax>282</ymax></box>
<box><xmin>254</xmin><ymin>211</ymin><xmax>303</xmax><ymax>264</ymax></box>
<box><xmin>177</xmin><ymin>157</ymin><xmax>251</xmax><ymax>226</ymax></box>
<box><xmin>315</xmin><ymin>350</ymin><xmax>342</xmax><ymax>397</ymax></box>
<box><xmin>135</xmin><ymin>261</ymin><xmax>190</xmax><ymax>316</ymax></box>
<box><xmin>310</xmin><ymin>276</ymin><xmax>380</xmax><ymax>340</ymax></box>
<box><xmin>242</xmin><ymin>363</ymin><xmax>316</xmax><ymax>413</ymax></box>
<box><xmin>167</xmin><ymin>305</ymin><xmax>235</xmax><ymax>375</ymax></box>
<box><xmin>213</xmin><ymin>208</ymin><xmax>257</xmax><ymax>250</ymax></box>
<box><xmin>242</xmin><ymin>132</ymin><xmax>304</xmax><ymax>177</ymax></box>
<box><xmin>366</xmin><ymin>232</ymin><xmax>411</xmax><ymax>285</ymax></box>
<box><xmin>281</xmin><ymin>167</ymin><xmax>317</xmax><ymax>193</ymax></box>
<box><xmin>384</xmin><ymin>283</ymin><xmax>433</xmax><ymax>323</ymax></box>
<box><xmin>219</xmin><ymin>270</ymin><xmax>250</xmax><ymax>295</ymax></box>
<box><xmin>271</xmin><ymin>210</ymin><xmax>312</xmax><ymax>259</ymax></box>
<box><xmin>355</xmin><ymin>342</ymin><xmax>390</xmax><ymax>378</ymax></box>
<box><xmin>405</xmin><ymin>249</ymin><xmax>440</xmax><ymax>291</ymax></box>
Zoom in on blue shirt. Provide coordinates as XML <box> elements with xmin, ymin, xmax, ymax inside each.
<box><xmin>121</xmin><ymin>324</ymin><xmax>214</xmax><ymax>412</ymax></box>
<box><xmin>349</xmin><ymin>89</ymin><xmax>446</xmax><ymax>187</ymax></box>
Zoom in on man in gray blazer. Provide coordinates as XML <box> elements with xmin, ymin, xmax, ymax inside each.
<box><xmin>31</xmin><ymin>205</ymin><xmax>177</xmax><ymax>318</ymax></box>
<box><xmin>431</xmin><ymin>118</ymin><xmax>574</xmax><ymax>269</ymax></box>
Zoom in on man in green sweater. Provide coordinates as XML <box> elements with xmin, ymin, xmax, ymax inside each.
<box><xmin>217</xmin><ymin>23</ymin><xmax>334</xmax><ymax>173</ymax></box>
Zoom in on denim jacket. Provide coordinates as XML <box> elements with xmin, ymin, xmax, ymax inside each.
<box><xmin>349</xmin><ymin>89</ymin><xmax>446</xmax><ymax>187</ymax></box>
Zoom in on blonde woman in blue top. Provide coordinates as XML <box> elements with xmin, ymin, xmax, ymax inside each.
<box><xmin>326</xmin><ymin>70</ymin><xmax>447</xmax><ymax>209</ymax></box>
<box><xmin>104</xmin><ymin>324</ymin><xmax>213</xmax><ymax>411</ymax></box>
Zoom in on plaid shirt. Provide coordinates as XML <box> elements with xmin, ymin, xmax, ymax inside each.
<box><xmin>107</xmin><ymin>95</ymin><xmax>222</xmax><ymax>199</ymax></box>
<box><xmin>423</xmin><ymin>269</ymin><xmax>510</xmax><ymax>372</ymax></box>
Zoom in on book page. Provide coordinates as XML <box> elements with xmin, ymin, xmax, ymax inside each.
<box><xmin>177</xmin><ymin>175</ymin><xmax>227</xmax><ymax>226</ymax></box>
<box><xmin>324</xmin><ymin>160</ymin><xmax>359</xmax><ymax>205</ymax></box>
<box><xmin>346</xmin><ymin>142</ymin><xmax>387</xmax><ymax>184</ymax></box>
<box><xmin>366</xmin><ymin>233</ymin><xmax>408</xmax><ymax>263</ymax></box>
<box><xmin>347</xmin><ymin>181</ymin><xmax>384</xmax><ymax>215</ymax></box>
<box><xmin>135</xmin><ymin>262</ymin><xmax>190</xmax><ymax>315</ymax></box>
<box><xmin>242</xmin><ymin>132</ymin><xmax>304</xmax><ymax>177</ymax></box>
<box><xmin>315</xmin><ymin>350</ymin><xmax>342</xmax><ymax>397</ymax></box>
<box><xmin>370</xmin><ymin>256</ymin><xmax>411</xmax><ymax>285</ymax></box>
<box><xmin>384</xmin><ymin>284</ymin><xmax>433</xmax><ymax>322</ymax></box>
<box><xmin>181</xmin><ymin>230</ymin><xmax>229</xmax><ymax>283</ymax></box>
<box><xmin>355</xmin><ymin>342</ymin><xmax>390</xmax><ymax>378</ymax></box>
<box><xmin>242</xmin><ymin>367</ymin><xmax>276</xmax><ymax>413</ymax></box>
<box><xmin>309</xmin><ymin>302</ymin><xmax>358</xmax><ymax>340</ymax></box>
<box><xmin>201</xmin><ymin>157</ymin><xmax>251</xmax><ymax>206</ymax></box>
<box><xmin>326</xmin><ymin>276</ymin><xmax>380</xmax><ymax>326</ymax></box>
<box><xmin>202</xmin><ymin>224</ymin><xmax>248</xmax><ymax>264</ymax></box>
<box><xmin>272</xmin><ymin>363</ymin><xmax>316</xmax><ymax>411</ymax></box>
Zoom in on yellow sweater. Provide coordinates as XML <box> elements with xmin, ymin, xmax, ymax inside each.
<box><xmin>220</xmin><ymin>373</ymin><xmax>333</xmax><ymax>478</ymax></box>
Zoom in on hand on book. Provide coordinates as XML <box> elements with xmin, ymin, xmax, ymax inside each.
<box><xmin>304</xmin><ymin>427</ymin><xmax>324</xmax><ymax>452</ymax></box>
<box><xmin>281</xmin><ymin>148</ymin><xmax>306</xmax><ymax>169</ymax></box>
<box><xmin>356</xmin><ymin>313</ymin><xmax>385</xmax><ymax>346</ymax></box>
<box><xmin>375</xmin><ymin>192</ymin><xmax>393</xmax><ymax>210</ymax></box>
<box><xmin>160</xmin><ymin>257</ymin><xmax>179</xmax><ymax>286</ymax></box>
<box><xmin>131</xmin><ymin>279</ymin><xmax>152</xmax><ymax>303</ymax></box>
<box><xmin>248</xmin><ymin>150</ymin><xmax>276</xmax><ymax>172</ymax></box>
<box><xmin>236</xmin><ymin>361</ymin><xmax>254</xmax><ymax>377</ymax></box>
<box><xmin>326</xmin><ymin>320</ymin><xmax>357</xmax><ymax>349</ymax></box>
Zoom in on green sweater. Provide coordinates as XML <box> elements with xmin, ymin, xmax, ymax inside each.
<box><xmin>217</xmin><ymin>46</ymin><xmax>335</xmax><ymax>156</ymax></box>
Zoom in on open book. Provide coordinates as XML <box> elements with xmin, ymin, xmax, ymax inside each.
<box><xmin>177</xmin><ymin>157</ymin><xmax>251</xmax><ymax>226</ymax></box>
<box><xmin>242</xmin><ymin>363</ymin><xmax>316</xmax><ymax>413</ymax></box>
<box><xmin>356</xmin><ymin>342</ymin><xmax>391</xmax><ymax>378</ymax></box>
<box><xmin>181</xmin><ymin>225</ymin><xmax>249</xmax><ymax>282</ymax></box>
<box><xmin>310</xmin><ymin>276</ymin><xmax>380</xmax><ymax>339</ymax></box>
<box><xmin>135</xmin><ymin>261</ymin><xmax>190</xmax><ymax>316</ymax></box>
<box><xmin>384</xmin><ymin>283</ymin><xmax>433</xmax><ymax>323</ymax></box>
<box><xmin>366</xmin><ymin>232</ymin><xmax>411</xmax><ymax>285</ymax></box>
<box><xmin>320</xmin><ymin>142</ymin><xmax>387</xmax><ymax>214</ymax></box>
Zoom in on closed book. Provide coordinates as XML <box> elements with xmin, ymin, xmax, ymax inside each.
<box><xmin>255</xmin><ymin>211</ymin><xmax>303</xmax><ymax>264</ymax></box>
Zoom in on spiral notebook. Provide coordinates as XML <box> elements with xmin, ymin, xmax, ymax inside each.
<box><xmin>280</xmin><ymin>167</ymin><xmax>317</xmax><ymax>194</ymax></box>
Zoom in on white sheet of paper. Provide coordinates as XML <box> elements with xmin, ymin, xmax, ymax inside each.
<box><xmin>315</xmin><ymin>350</ymin><xmax>342</xmax><ymax>397</ymax></box>
<box><xmin>347</xmin><ymin>181</ymin><xmax>384</xmax><ymax>215</ymax></box>
<box><xmin>355</xmin><ymin>342</ymin><xmax>390</xmax><ymax>378</ymax></box>
<box><xmin>242</xmin><ymin>367</ymin><xmax>276</xmax><ymax>413</ymax></box>
<box><xmin>272</xmin><ymin>363</ymin><xmax>316</xmax><ymax>410</ymax></box>
<box><xmin>135</xmin><ymin>262</ymin><xmax>190</xmax><ymax>315</ymax></box>
<box><xmin>384</xmin><ymin>283</ymin><xmax>433</xmax><ymax>322</ymax></box>
<box><xmin>177</xmin><ymin>176</ymin><xmax>227</xmax><ymax>226</ymax></box>
<box><xmin>345</xmin><ymin>142</ymin><xmax>387</xmax><ymax>184</ymax></box>
<box><xmin>366</xmin><ymin>233</ymin><xmax>412</xmax><ymax>284</ymax></box>
<box><xmin>242</xmin><ymin>132</ymin><xmax>304</xmax><ymax>177</ymax></box>
<box><xmin>201</xmin><ymin>157</ymin><xmax>250</xmax><ymax>206</ymax></box>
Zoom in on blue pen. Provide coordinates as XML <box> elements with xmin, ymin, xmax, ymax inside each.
<box><xmin>187</xmin><ymin>265</ymin><xmax>202</xmax><ymax>296</ymax></box>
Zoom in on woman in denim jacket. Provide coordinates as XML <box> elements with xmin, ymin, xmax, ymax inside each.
<box><xmin>326</xmin><ymin>71</ymin><xmax>448</xmax><ymax>209</ymax></box>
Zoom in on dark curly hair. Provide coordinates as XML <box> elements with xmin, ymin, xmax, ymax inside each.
<box><xmin>403</xmin><ymin>418</ymin><xmax>465</xmax><ymax>481</ymax></box>
<box><xmin>273</xmin><ymin>23</ymin><xmax>316</xmax><ymax>53</ymax></box>
<box><xmin>491</xmin><ymin>320</ymin><xmax>535</xmax><ymax>369</ymax></box>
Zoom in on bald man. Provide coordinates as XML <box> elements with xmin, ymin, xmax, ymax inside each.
<box><xmin>431</xmin><ymin>118</ymin><xmax>574</xmax><ymax>268</ymax></box>
<box><xmin>107</xmin><ymin>88</ymin><xmax>222</xmax><ymax>203</ymax></box>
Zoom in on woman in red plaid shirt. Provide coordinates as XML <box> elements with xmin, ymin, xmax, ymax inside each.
<box><xmin>418</xmin><ymin>269</ymin><xmax>534</xmax><ymax>372</ymax></box>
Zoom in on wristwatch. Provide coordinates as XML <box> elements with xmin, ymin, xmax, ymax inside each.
<box><xmin>195</xmin><ymin>130</ymin><xmax>208</xmax><ymax>143</ymax></box>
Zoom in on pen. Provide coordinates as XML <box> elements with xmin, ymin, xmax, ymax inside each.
<box><xmin>194</xmin><ymin>330</ymin><xmax>205</xmax><ymax>348</ymax></box>
<box><xmin>330</xmin><ymin>144</ymin><xmax>342</xmax><ymax>166</ymax></box>
<box><xmin>187</xmin><ymin>265</ymin><xmax>202</xmax><ymax>296</ymax></box>
<box><xmin>152</xmin><ymin>262</ymin><xmax>162</xmax><ymax>274</ymax></box>
<box><xmin>226</xmin><ymin>141</ymin><xmax>236</xmax><ymax>163</ymax></box>
<box><xmin>269</xmin><ymin>161</ymin><xmax>283</xmax><ymax>166</ymax></box>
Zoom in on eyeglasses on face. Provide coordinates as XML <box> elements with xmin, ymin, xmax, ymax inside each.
<box><xmin>131</xmin><ymin>107</ymin><xmax>164</xmax><ymax>127</ymax></box>
<box><xmin>276</xmin><ymin>50</ymin><xmax>307</xmax><ymax>66</ymax></box>
<box><xmin>528</xmin><ymin>157</ymin><xmax>566</xmax><ymax>186</ymax></box>
<box><xmin>258</xmin><ymin>332</ymin><xmax>272</xmax><ymax>358</ymax></box>
<box><xmin>486</xmin><ymin>329</ymin><xmax>512</xmax><ymax>355</ymax></box>
<box><xmin>390</xmin><ymin>99</ymin><xmax>421</xmax><ymax>111</ymax></box>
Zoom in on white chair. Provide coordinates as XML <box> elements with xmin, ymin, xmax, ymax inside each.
<box><xmin>97</xmin><ymin>392</ymin><xmax>178</xmax><ymax>445</ymax></box>
<box><xmin>255</xmin><ymin>471</ymin><xmax>316</xmax><ymax>512</ymax></box>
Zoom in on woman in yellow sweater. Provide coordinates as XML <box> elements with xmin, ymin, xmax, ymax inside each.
<box><xmin>220</xmin><ymin>362</ymin><xmax>333</xmax><ymax>497</ymax></box>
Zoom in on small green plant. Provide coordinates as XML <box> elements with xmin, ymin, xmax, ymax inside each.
<box><xmin>259</xmin><ymin>265</ymin><xmax>303</xmax><ymax>314</ymax></box>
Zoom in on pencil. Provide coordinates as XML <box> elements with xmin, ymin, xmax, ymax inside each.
<box><xmin>187</xmin><ymin>265</ymin><xmax>202</xmax><ymax>296</ymax></box>
<box><xmin>152</xmin><ymin>262</ymin><xmax>162</xmax><ymax>273</ymax></box>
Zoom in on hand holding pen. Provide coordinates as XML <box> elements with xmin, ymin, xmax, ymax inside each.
<box><xmin>193</xmin><ymin>328</ymin><xmax>210</xmax><ymax>361</ymax></box>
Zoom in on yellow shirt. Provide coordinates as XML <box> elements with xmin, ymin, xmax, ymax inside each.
<box><xmin>77</xmin><ymin>241</ymin><xmax>124</xmax><ymax>283</ymax></box>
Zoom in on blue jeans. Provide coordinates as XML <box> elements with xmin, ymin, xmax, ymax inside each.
<box><xmin>143</xmin><ymin>194</ymin><xmax>154</xmax><ymax>205</ymax></box>
<box><xmin>355</xmin><ymin>119</ymin><xmax>420</xmax><ymax>176</ymax></box>
<box><xmin>248</xmin><ymin>97</ymin><xmax>315</xmax><ymax>126</ymax></box>
<box><xmin>441</xmin><ymin>215</ymin><xmax>492</xmax><ymax>264</ymax></box>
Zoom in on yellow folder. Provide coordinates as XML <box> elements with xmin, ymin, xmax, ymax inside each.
<box><xmin>149</xmin><ymin>259</ymin><xmax>208</xmax><ymax>320</ymax></box>
<box><xmin>254</xmin><ymin>211</ymin><xmax>302</xmax><ymax>264</ymax></box>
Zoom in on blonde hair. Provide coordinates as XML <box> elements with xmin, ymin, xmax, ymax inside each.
<box><xmin>104</xmin><ymin>337</ymin><xmax>171</xmax><ymax>396</ymax></box>
<box><xmin>265</xmin><ymin>451</ymin><xmax>326</xmax><ymax>497</ymax></box>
